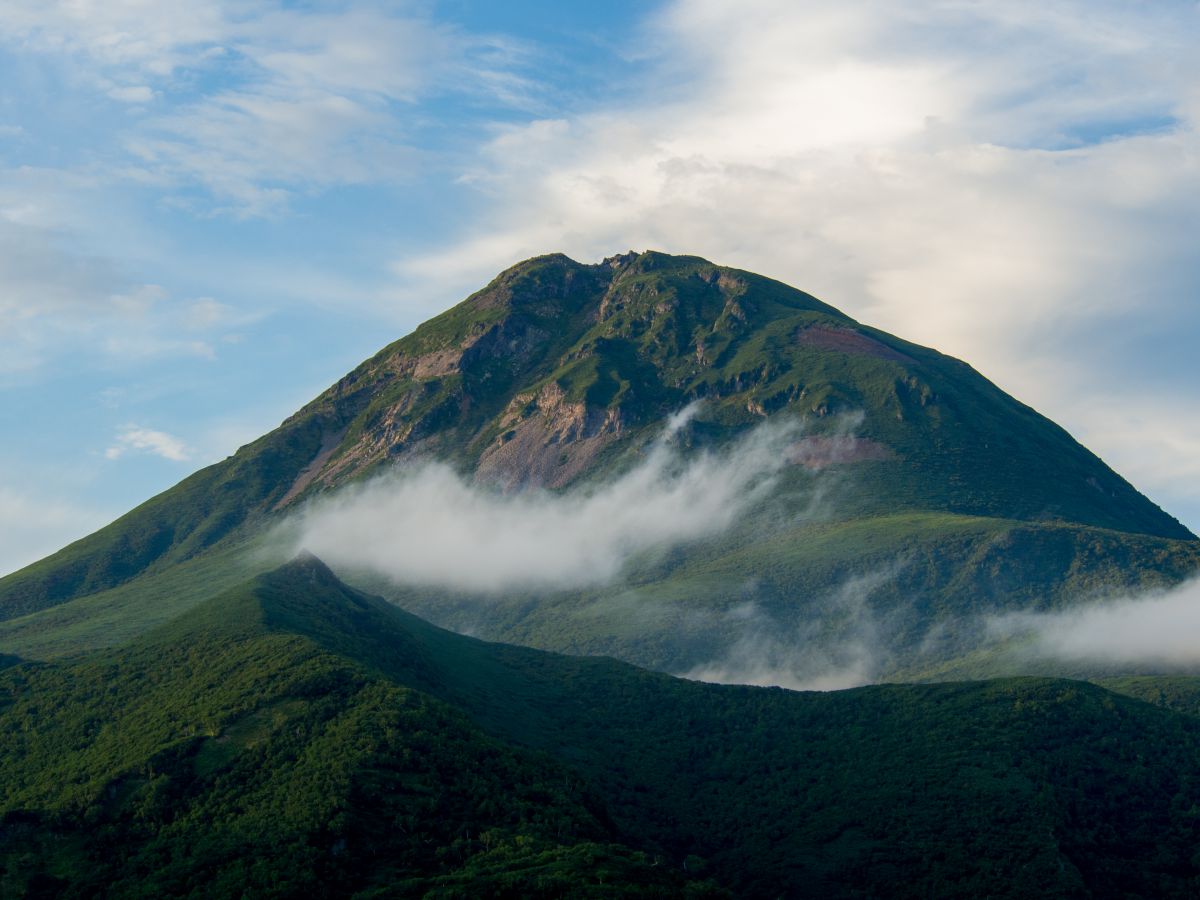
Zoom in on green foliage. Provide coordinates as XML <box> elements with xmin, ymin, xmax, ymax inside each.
<box><xmin>0</xmin><ymin>561</ymin><xmax>711</xmax><ymax>898</ymax></box>
<box><xmin>0</xmin><ymin>540</ymin><xmax>267</xmax><ymax>660</ymax></box>
<box><xmin>3</xmin><ymin>559</ymin><xmax>1200</xmax><ymax>897</ymax></box>
<box><xmin>0</xmin><ymin>415</ymin><xmax>327</xmax><ymax>622</ymax></box>
<box><xmin>1095</xmin><ymin>675</ymin><xmax>1200</xmax><ymax>717</ymax></box>
<box><xmin>360</xmin><ymin>510</ymin><xmax>1200</xmax><ymax>677</ymax></box>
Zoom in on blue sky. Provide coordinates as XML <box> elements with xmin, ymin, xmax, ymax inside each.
<box><xmin>1</xmin><ymin>0</ymin><xmax>1199</xmax><ymax>574</ymax></box>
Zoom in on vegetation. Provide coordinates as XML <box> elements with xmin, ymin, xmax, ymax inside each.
<box><xmin>0</xmin><ymin>559</ymin><xmax>717</xmax><ymax>898</ymax></box>
<box><xmin>3</xmin><ymin>558</ymin><xmax>1200</xmax><ymax>897</ymax></box>
<box><xmin>2</xmin><ymin>252</ymin><xmax>1199</xmax><ymax>895</ymax></box>
<box><xmin>351</xmin><ymin>508</ymin><xmax>1200</xmax><ymax>677</ymax></box>
<box><xmin>1</xmin><ymin>253</ymin><xmax>1192</xmax><ymax>605</ymax></box>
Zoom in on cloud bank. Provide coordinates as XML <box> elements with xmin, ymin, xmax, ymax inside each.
<box><xmin>991</xmin><ymin>579</ymin><xmax>1200</xmax><ymax>667</ymax></box>
<box><xmin>294</xmin><ymin>412</ymin><xmax>801</xmax><ymax>593</ymax></box>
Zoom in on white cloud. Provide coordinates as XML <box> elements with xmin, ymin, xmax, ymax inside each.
<box><xmin>0</xmin><ymin>0</ymin><xmax>225</xmax><ymax>75</ymax></box>
<box><xmin>990</xmin><ymin>578</ymin><xmax>1200</xmax><ymax>667</ymax></box>
<box><xmin>293</xmin><ymin>412</ymin><xmax>802</xmax><ymax>593</ymax></box>
<box><xmin>0</xmin><ymin>192</ymin><xmax>259</xmax><ymax>380</ymax></box>
<box><xmin>106</xmin><ymin>425</ymin><xmax>190</xmax><ymax>461</ymax></box>
<box><xmin>0</xmin><ymin>1</ymin><xmax>532</xmax><ymax>213</ymax></box>
<box><xmin>182</xmin><ymin>298</ymin><xmax>233</xmax><ymax>329</ymax></box>
<box><xmin>389</xmin><ymin>0</ymin><xmax>1200</xmax><ymax>528</ymax></box>
<box><xmin>684</xmin><ymin>567</ymin><xmax>902</xmax><ymax>692</ymax></box>
<box><xmin>107</xmin><ymin>85</ymin><xmax>154</xmax><ymax>104</ymax></box>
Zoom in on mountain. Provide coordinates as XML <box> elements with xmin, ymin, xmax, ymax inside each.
<box><xmin>5</xmin><ymin>555</ymin><xmax>1200</xmax><ymax>898</ymax></box>
<box><xmin>0</xmin><ymin>251</ymin><xmax>1197</xmax><ymax>679</ymax></box>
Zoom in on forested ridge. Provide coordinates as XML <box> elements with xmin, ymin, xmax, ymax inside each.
<box><xmin>3</xmin><ymin>557</ymin><xmax>1199</xmax><ymax>898</ymax></box>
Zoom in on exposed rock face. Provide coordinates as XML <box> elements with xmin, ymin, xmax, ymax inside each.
<box><xmin>274</xmin><ymin>429</ymin><xmax>347</xmax><ymax>510</ymax></box>
<box><xmin>410</xmin><ymin>349</ymin><xmax>464</xmax><ymax>379</ymax></box>
<box><xmin>476</xmin><ymin>383</ymin><xmax>624</xmax><ymax>489</ymax></box>
<box><xmin>3</xmin><ymin>249</ymin><xmax>1195</xmax><ymax>629</ymax></box>
<box><xmin>248</xmin><ymin>252</ymin><xmax>1193</xmax><ymax>550</ymax></box>
<box><xmin>180</xmin><ymin>251</ymin><xmax>1200</xmax><ymax>541</ymax></box>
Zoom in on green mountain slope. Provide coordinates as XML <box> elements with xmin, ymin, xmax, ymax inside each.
<box><xmin>4</xmin><ymin>557</ymin><xmax>1200</xmax><ymax>898</ymax></box>
<box><xmin>0</xmin><ymin>251</ymin><xmax>1195</xmax><ymax>677</ymax></box>
<box><xmin>368</xmin><ymin>511</ymin><xmax>1200</xmax><ymax>679</ymax></box>
<box><xmin>0</xmin><ymin>557</ymin><xmax>712</xmax><ymax>899</ymax></box>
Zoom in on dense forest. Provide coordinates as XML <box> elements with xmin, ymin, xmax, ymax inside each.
<box><xmin>3</xmin><ymin>557</ymin><xmax>1199</xmax><ymax>898</ymax></box>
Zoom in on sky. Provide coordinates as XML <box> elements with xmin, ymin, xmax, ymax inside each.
<box><xmin>1</xmin><ymin>0</ymin><xmax>1198</xmax><ymax>576</ymax></box>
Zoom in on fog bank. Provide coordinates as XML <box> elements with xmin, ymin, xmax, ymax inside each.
<box><xmin>683</xmin><ymin>567</ymin><xmax>901</xmax><ymax>692</ymax></box>
<box><xmin>990</xmin><ymin>579</ymin><xmax>1200</xmax><ymax>667</ymax></box>
<box><xmin>294</xmin><ymin>412</ymin><xmax>802</xmax><ymax>592</ymax></box>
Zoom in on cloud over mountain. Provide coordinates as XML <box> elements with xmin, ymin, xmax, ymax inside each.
<box><xmin>294</xmin><ymin>411</ymin><xmax>802</xmax><ymax>593</ymax></box>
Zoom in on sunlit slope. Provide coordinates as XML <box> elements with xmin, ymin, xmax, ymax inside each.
<box><xmin>0</xmin><ymin>251</ymin><xmax>1193</xmax><ymax>673</ymax></box>
<box><xmin>4</xmin><ymin>557</ymin><xmax>1200</xmax><ymax>898</ymax></box>
<box><xmin>0</xmin><ymin>540</ymin><xmax>269</xmax><ymax>660</ymax></box>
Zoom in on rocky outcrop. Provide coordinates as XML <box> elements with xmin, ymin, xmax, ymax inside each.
<box><xmin>476</xmin><ymin>382</ymin><xmax>624</xmax><ymax>489</ymax></box>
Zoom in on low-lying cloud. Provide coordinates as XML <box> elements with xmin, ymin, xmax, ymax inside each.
<box><xmin>294</xmin><ymin>410</ymin><xmax>803</xmax><ymax>593</ymax></box>
<box><xmin>989</xmin><ymin>579</ymin><xmax>1200</xmax><ymax>667</ymax></box>
<box><xmin>683</xmin><ymin>567</ymin><xmax>902</xmax><ymax>692</ymax></box>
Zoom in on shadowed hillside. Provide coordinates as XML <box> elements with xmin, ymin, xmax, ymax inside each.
<box><xmin>4</xmin><ymin>557</ymin><xmax>1200</xmax><ymax>897</ymax></box>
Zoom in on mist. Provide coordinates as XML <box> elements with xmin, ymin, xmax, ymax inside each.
<box><xmin>989</xmin><ymin>579</ymin><xmax>1200</xmax><ymax>667</ymax></box>
<box><xmin>293</xmin><ymin>409</ymin><xmax>804</xmax><ymax>593</ymax></box>
<box><xmin>683</xmin><ymin>567</ymin><xmax>902</xmax><ymax>692</ymax></box>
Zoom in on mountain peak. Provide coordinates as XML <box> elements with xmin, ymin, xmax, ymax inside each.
<box><xmin>0</xmin><ymin>251</ymin><xmax>1193</xmax><ymax>632</ymax></box>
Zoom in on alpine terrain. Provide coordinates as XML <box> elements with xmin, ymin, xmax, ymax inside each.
<box><xmin>2</xmin><ymin>252</ymin><xmax>1199</xmax><ymax>897</ymax></box>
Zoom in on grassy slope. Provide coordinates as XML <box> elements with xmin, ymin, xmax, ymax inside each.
<box><xmin>0</xmin><ymin>540</ymin><xmax>271</xmax><ymax>660</ymax></box>
<box><xmin>0</xmin><ymin>256</ymin><xmax>616</xmax><ymax>624</ymax></box>
<box><xmin>0</xmin><ymin>559</ymin><xmax>712</xmax><ymax>899</ymax></box>
<box><xmin>6</xmin><ymin>506</ymin><xmax>1197</xmax><ymax>677</ymax></box>
<box><xmin>0</xmin><ymin>252</ymin><xmax>1195</xmax><ymax>683</ymax></box>
<box><xmin>4</xmin><ymin>558</ymin><xmax>1200</xmax><ymax>898</ymax></box>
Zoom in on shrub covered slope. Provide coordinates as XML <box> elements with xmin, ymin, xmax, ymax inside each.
<box><xmin>3</xmin><ymin>557</ymin><xmax>1200</xmax><ymax>898</ymax></box>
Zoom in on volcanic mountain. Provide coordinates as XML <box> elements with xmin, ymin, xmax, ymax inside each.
<box><xmin>4</xmin><ymin>251</ymin><xmax>1200</xmax><ymax>897</ymax></box>
<box><xmin>0</xmin><ymin>251</ymin><xmax>1196</xmax><ymax>679</ymax></box>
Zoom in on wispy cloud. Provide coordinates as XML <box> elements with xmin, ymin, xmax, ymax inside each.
<box><xmin>989</xmin><ymin>579</ymin><xmax>1200</xmax><ymax>668</ymax></box>
<box><xmin>0</xmin><ymin>485</ymin><xmax>111</xmax><ymax>577</ymax></box>
<box><xmin>683</xmin><ymin>566</ymin><xmax>903</xmax><ymax>691</ymax></box>
<box><xmin>0</xmin><ymin>1</ymin><xmax>534</xmax><ymax>214</ymax></box>
<box><xmin>106</xmin><ymin>425</ymin><xmax>190</xmax><ymax>462</ymax></box>
<box><xmin>293</xmin><ymin>410</ymin><xmax>802</xmax><ymax>593</ymax></box>
<box><xmin>0</xmin><ymin>1</ymin><xmax>225</xmax><ymax>75</ymax></box>
<box><xmin>0</xmin><ymin>200</ymin><xmax>261</xmax><ymax>380</ymax></box>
